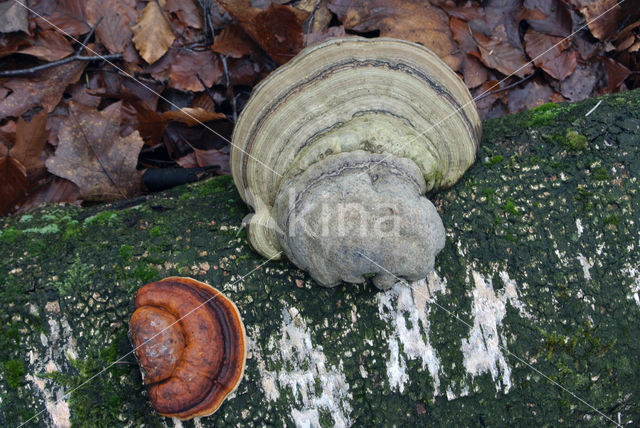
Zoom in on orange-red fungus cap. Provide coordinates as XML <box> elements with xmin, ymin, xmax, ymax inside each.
<box><xmin>129</xmin><ymin>277</ymin><xmax>246</xmax><ymax>419</ymax></box>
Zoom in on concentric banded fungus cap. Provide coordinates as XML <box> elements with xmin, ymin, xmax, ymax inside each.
<box><xmin>129</xmin><ymin>277</ymin><xmax>246</xmax><ymax>419</ymax></box>
<box><xmin>231</xmin><ymin>37</ymin><xmax>481</xmax><ymax>289</ymax></box>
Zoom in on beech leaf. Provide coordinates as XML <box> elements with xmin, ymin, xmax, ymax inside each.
<box><xmin>45</xmin><ymin>102</ymin><xmax>144</xmax><ymax>201</ymax></box>
<box><xmin>132</xmin><ymin>1</ymin><xmax>175</xmax><ymax>64</ymax></box>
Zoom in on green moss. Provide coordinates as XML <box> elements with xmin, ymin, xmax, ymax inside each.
<box><xmin>488</xmin><ymin>155</ymin><xmax>504</xmax><ymax>166</ymax></box>
<box><xmin>604</xmin><ymin>214</ymin><xmax>622</xmax><ymax>226</ymax></box>
<box><xmin>83</xmin><ymin>211</ymin><xmax>118</xmax><ymax>226</ymax></box>
<box><xmin>0</xmin><ymin>227</ymin><xmax>21</xmax><ymax>243</ymax></box>
<box><xmin>23</xmin><ymin>224</ymin><xmax>60</xmax><ymax>234</ymax></box>
<box><xmin>51</xmin><ymin>254</ymin><xmax>94</xmax><ymax>296</ymax></box>
<box><xmin>502</xmin><ymin>198</ymin><xmax>520</xmax><ymax>215</ymax></box>
<box><xmin>148</xmin><ymin>225</ymin><xmax>163</xmax><ymax>238</ymax></box>
<box><xmin>590</xmin><ymin>166</ymin><xmax>610</xmax><ymax>181</ymax></box>
<box><xmin>526</xmin><ymin>103</ymin><xmax>561</xmax><ymax>127</ymax></box>
<box><xmin>19</xmin><ymin>215</ymin><xmax>33</xmax><ymax>223</ymax></box>
<box><xmin>119</xmin><ymin>244</ymin><xmax>133</xmax><ymax>261</ymax></box>
<box><xmin>131</xmin><ymin>263</ymin><xmax>159</xmax><ymax>284</ymax></box>
<box><xmin>564</xmin><ymin>130</ymin><xmax>588</xmax><ymax>150</ymax></box>
<box><xmin>3</xmin><ymin>359</ymin><xmax>25</xmax><ymax>389</ymax></box>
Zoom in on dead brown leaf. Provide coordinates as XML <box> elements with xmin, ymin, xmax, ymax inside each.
<box><xmin>217</xmin><ymin>1</ymin><xmax>308</xmax><ymax>65</ymax></box>
<box><xmin>580</xmin><ymin>0</ymin><xmax>622</xmax><ymax>42</ymax></box>
<box><xmin>19</xmin><ymin>30</ymin><xmax>74</xmax><ymax>61</ymax></box>
<box><xmin>169</xmin><ymin>49</ymin><xmax>222</xmax><ymax>91</ymax></box>
<box><xmin>471</xmin><ymin>25</ymin><xmax>535</xmax><ymax>78</ymax></box>
<box><xmin>132</xmin><ymin>0</ymin><xmax>175</xmax><ymax>64</ymax></box>
<box><xmin>45</xmin><ymin>101</ymin><xmax>144</xmax><ymax>200</ymax></box>
<box><xmin>86</xmin><ymin>0</ymin><xmax>137</xmax><ymax>54</ymax></box>
<box><xmin>10</xmin><ymin>111</ymin><xmax>48</xmax><ymax>180</ymax></box>
<box><xmin>521</xmin><ymin>0</ymin><xmax>572</xmax><ymax>37</ymax></box>
<box><xmin>602</xmin><ymin>57</ymin><xmax>631</xmax><ymax>91</ymax></box>
<box><xmin>327</xmin><ymin>0</ymin><xmax>462</xmax><ymax>71</ymax></box>
<box><xmin>524</xmin><ymin>30</ymin><xmax>577</xmax><ymax>80</ymax></box>
<box><xmin>161</xmin><ymin>107</ymin><xmax>226</xmax><ymax>126</ymax></box>
<box><xmin>34</xmin><ymin>0</ymin><xmax>90</xmax><ymax>36</ymax></box>
<box><xmin>0</xmin><ymin>0</ymin><xmax>29</xmax><ymax>34</ymax></box>
<box><xmin>165</xmin><ymin>0</ymin><xmax>202</xmax><ymax>29</ymax></box>
<box><xmin>14</xmin><ymin>176</ymin><xmax>81</xmax><ymax>214</ymax></box>
<box><xmin>507</xmin><ymin>78</ymin><xmax>553</xmax><ymax>112</ymax></box>
<box><xmin>212</xmin><ymin>24</ymin><xmax>257</xmax><ymax>59</ymax></box>
<box><xmin>0</xmin><ymin>155</ymin><xmax>28</xmax><ymax>215</ymax></box>
<box><xmin>0</xmin><ymin>61</ymin><xmax>86</xmax><ymax>118</ymax></box>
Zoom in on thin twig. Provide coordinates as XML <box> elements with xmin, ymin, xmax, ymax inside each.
<box><xmin>196</xmin><ymin>73</ymin><xmax>217</xmax><ymax>105</ymax></box>
<box><xmin>0</xmin><ymin>16</ymin><xmax>123</xmax><ymax>77</ymax></box>
<box><xmin>475</xmin><ymin>73</ymin><xmax>535</xmax><ymax>100</ymax></box>
<box><xmin>0</xmin><ymin>54</ymin><xmax>123</xmax><ymax>77</ymax></box>
<box><xmin>218</xmin><ymin>53</ymin><xmax>237</xmax><ymax>122</ymax></box>
<box><xmin>197</xmin><ymin>0</ymin><xmax>215</xmax><ymax>45</ymax></box>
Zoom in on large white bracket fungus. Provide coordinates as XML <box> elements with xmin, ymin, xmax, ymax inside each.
<box><xmin>230</xmin><ymin>37</ymin><xmax>481</xmax><ymax>289</ymax></box>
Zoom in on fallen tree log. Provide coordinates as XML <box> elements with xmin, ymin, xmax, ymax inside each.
<box><xmin>1</xmin><ymin>89</ymin><xmax>639</xmax><ymax>427</ymax></box>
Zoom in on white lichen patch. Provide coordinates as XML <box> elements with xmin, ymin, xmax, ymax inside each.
<box><xmin>25</xmin><ymin>303</ymin><xmax>78</xmax><ymax>428</ymax></box>
<box><xmin>623</xmin><ymin>264</ymin><xmax>640</xmax><ymax>307</ymax></box>
<box><xmin>577</xmin><ymin>253</ymin><xmax>593</xmax><ymax>281</ymax></box>
<box><xmin>377</xmin><ymin>272</ymin><xmax>446</xmax><ymax>394</ymax></box>
<box><xmin>251</xmin><ymin>309</ymin><xmax>352</xmax><ymax>428</ymax></box>
<box><xmin>460</xmin><ymin>270</ymin><xmax>529</xmax><ymax>393</ymax></box>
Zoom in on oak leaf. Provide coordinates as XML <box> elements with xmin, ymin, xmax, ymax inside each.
<box><xmin>132</xmin><ymin>1</ymin><xmax>175</xmax><ymax>64</ymax></box>
<box><xmin>45</xmin><ymin>102</ymin><xmax>144</xmax><ymax>201</ymax></box>
<box><xmin>0</xmin><ymin>0</ymin><xmax>29</xmax><ymax>34</ymax></box>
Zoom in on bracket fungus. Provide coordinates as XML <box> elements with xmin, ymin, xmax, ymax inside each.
<box><xmin>231</xmin><ymin>37</ymin><xmax>481</xmax><ymax>289</ymax></box>
<box><xmin>129</xmin><ymin>277</ymin><xmax>246</xmax><ymax>419</ymax></box>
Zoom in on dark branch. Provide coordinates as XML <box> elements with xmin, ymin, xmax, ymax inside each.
<box><xmin>0</xmin><ymin>54</ymin><xmax>123</xmax><ymax>77</ymax></box>
<box><xmin>0</xmin><ymin>16</ymin><xmax>125</xmax><ymax>78</ymax></box>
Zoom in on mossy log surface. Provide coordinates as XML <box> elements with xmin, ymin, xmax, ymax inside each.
<box><xmin>1</xmin><ymin>90</ymin><xmax>640</xmax><ymax>427</ymax></box>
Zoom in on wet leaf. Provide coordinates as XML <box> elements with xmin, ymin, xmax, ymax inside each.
<box><xmin>0</xmin><ymin>155</ymin><xmax>28</xmax><ymax>215</ymax></box>
<box><xmin>327</xmin><ymin>0</ymin><xmax>462</xmax><ymax>71</ymax></box>
<box><xmin>45</xmin><ymin>101</ymin><xmax>144</xmax><ymax>200</ymax></box>
<box><xmin>0</xmin><ymin>61</ymin><xmax>86</xmax><ymax>117</ymax></box>
<box><xmin>132</xmin><ymin>0</ymin><xmax>175</xmax><ymax>64</ymax></box>
<box><xmin>19</xmin><ymin>30</ymin><xmax>74</xmax><ymax>61</ymax></box>
<box><xmin>86</xmin><ymin>0</ymin><xmax>137</xmax><ymax>54</ymax></box>
<box><xmin>524</xmin><ymin>30</ymin><xmax>577</xmax><ymax>80</ymax></box>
